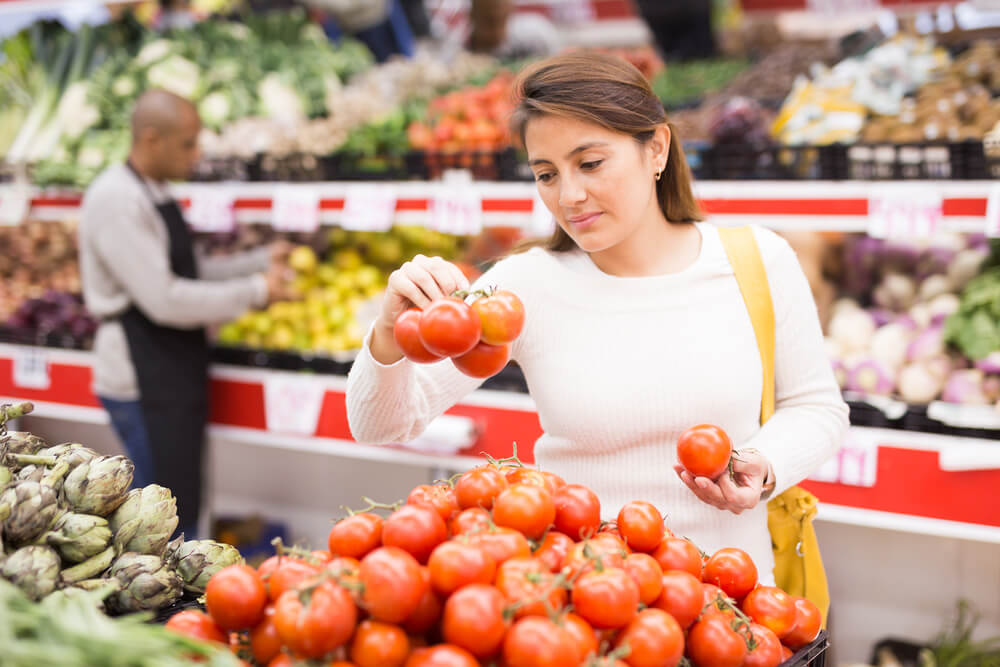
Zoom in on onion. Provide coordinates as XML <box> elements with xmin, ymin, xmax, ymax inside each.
<box><xmin>947</xmin><ymin>248</ymin><xmax>989</xmax><ymax>290</ymax></box>
<box><xmin>985</xmin><ymin>376</ymin><xmax>1000</xmax><ymax>403</ymax></box>
<box><xmin>873</xmin><ymin>273</ymin><xmax>917</xmax><ymax>312</ymax></box>
<box><xmin>928</xmin><ymin>293</ymin><xmax>960</xmax><ymax>326</ymax></box>
<box><xmin>908</xmin><ymin>303</ymin><xmax>932</xmax><ymax>330</ymax></box>
<box><xmin>898</xmin><ymin>362</ymin><xmax>946</xmax><ymax>403</ymax></box>
<box><xmin>829</xmin><ymin>307</ymin><xmax>876</xmax><ymax>355</ymax></box>
<box><xmin>848</xmin><ymin>359</ymin><xmax>896</xmax><ymax>396</ymax></box>
<box><xmin>940</xmin><ymin>369</ymin><xmax>991</xmax><ymax>405</ymax></box>
<box><xmin>974</xmin><ymin>352</ymin><xmax>1000</xmax><ymax>374</ymax></box>
<box><xmin>870</xmin><ymin>323</ymin><xmax>914</xmax><ymax>371</ymax></box>
<box><xmin>906</xmin><ymin>325</ymin><xmax>944</xmax><ymax>362</ymax></box>
<box><xmin>869</xmin><ymin>308</ymin><xmax>896</xmax><ymax>327</ymax></box>
<box><xmin>917</xmin><ymin>274</ymin><xmax>953</xmax><ymax>303</ymax></box>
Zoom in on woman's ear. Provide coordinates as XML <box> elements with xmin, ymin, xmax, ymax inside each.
<box><xmin>649</xmin><ymin>124</ymin><xmax>671</xmax><ymax>170</ymax></box>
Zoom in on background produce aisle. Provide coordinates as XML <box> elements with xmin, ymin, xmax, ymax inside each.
<box><xmin>2</xmin><ymin>0</ymin><xmax>1000</xmax><ymax>662</ymax></box>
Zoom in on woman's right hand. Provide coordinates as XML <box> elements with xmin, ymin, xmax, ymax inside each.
<box><xmin>370</xmin><ymin>255</ymin><xmax>471</xmax><ymax>362</ymax></box>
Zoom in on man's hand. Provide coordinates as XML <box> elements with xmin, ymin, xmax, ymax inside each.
<box><xmin>269</xmin><ymin>239</ymin><xmax>294</xmax><ymax>264</ymax></box>
<box><xmin>674</xmin><ymin>449</ymin><xmax>773</xmax><ymax>514</ymax></box>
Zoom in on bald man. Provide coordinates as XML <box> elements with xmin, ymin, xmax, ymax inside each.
<box><xmin>78</xmin><ymin>89</ymin><xmax>279</xmax><ymax>537</ymax></box>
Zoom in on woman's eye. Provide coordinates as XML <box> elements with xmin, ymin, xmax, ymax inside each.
<box><xmin>581</xmin><ymin>160</ymin><xmax>603</xmax><ymax>170</ymax></box>
<box><xmin>534</xmin><ymin>172</ymin><xmax>555</xmax><ymax>183</ymax></box>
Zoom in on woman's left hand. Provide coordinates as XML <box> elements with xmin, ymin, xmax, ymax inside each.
<box><xmin>673</xmin><ymin>449</ymin><xmax>772</xmax><ymax>514</ymax></box>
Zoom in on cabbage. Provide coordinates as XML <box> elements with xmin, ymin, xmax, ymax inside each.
<box><xmin>146</xmin><ymin>55</ymin><xmax>200</xmax><ymax>99</ymax></box>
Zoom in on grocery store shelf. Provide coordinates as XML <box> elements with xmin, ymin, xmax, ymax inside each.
<box><xmin>0</xmin><ymin>395</ymin><xmax>108</xmax><ymax>425</ymax></box>
<box><xmin>817</xmin><ymin>504</ymin><xmax>1000</xmax><ymax>544</ymax></box>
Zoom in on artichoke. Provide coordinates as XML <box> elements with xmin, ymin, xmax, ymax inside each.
<box><xmin>37</xmin><ymin>443</ymin><xmax>99</xmax><ymax>470</ymax></box>
<box><xmin>0</xmin><ymin>464</ymin><xmax>10</xmax><ymax>489</ymax></box>
<box><xmin>61</xmin><ymin>455</ymin><xmax>133</xmax><ymax>516</ymax></box>
<box><xmin>105</xmin><ymin>552</ymin><xmax>182</xmax><ymax>613</ymax></box>
<box><xmin>60</xmin><ymin>545</ymin><xmax>116</xmax><ymax>584</ymax></box>
<box><xmin>1</xmin><ymin>545</ymin><xmax>61</xmax><ymax>600</ymax></box>
<box><xmin>41</xmin><ymin>512</ymin><xmax>113</xmax><ymax>563</ymax></box>
<box><xmin>171</xmin><ymin>539</ymin><xmax>242</xmax><ymax>594</ymax></box>
<box><xmin>109</xmin><ymin>485</ymin><xmax>179</xmax><ymax>556</ymax></box>
<box><xmin>16</xmin><ymin>460</ymin><xmax>70</xmax><ymax>490</ymax></box>
<box><xmin>0</xmin><ymin>480</ymin><xmax>63</xmax><ymax>544</ymax></box>
<box><xmin>2</xmin><ymin>431</ymin><xmax>49</xmax><ymax>456</ymax></box>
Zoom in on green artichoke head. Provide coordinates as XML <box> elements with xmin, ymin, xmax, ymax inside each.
<box><xmin>172</xmin><ymin>539</ymin><xmax>243</xmax><ymax>594</ymax></box>
<box><xmin>0</xmin><ymin>545</ymin><xmax>61</xmax><ymax>600</ymax></box>
<box><xmin>61</xmin><ymin>455</ymin><xmax>134</xmax><ymax>516</ymax></box>
<box><xmin>109</xmin><ymin>485</ymin><xmax>179</xmax><ymax>556</ymax></box>
<box><xmin>2</xmin><ymin>431</ymin><xmax>50</xmax><ymax>456</ymax></box>
<box><xmin>0</xmin><ymin>480</ymin><xmax>63</xmax><ymax>544</ymax></box>
<box><xmin>45</xmin><ymin>512</ymin><xmax>113</xmax><ymax>563</ymax></box>
<box><xmin>106</xmin><ymin>552</ymin><xmax>182</xmax><ymax>613</ymax></box>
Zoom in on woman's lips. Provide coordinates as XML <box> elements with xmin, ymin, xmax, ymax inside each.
<box><xmin>567</xmin><ymin>212</ymin><xmax>601</xmax><ymax>229</ymax></box>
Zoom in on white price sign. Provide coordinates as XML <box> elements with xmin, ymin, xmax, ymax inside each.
<box><xmin>868</xmin><ymin>186</ymin><xmax>942</xmax><ymax>239</ymax></box>
<box><xmin>340</xmin><ymin>184</ymin><xmax>396</xmax><ymax>232</ymax></box>
<box><xmin>186</xmin><ymin>188</ymin><xmax>235</xmax><ymax>233</ymax></box>
<box><xmin>808</xmin><ymin>429</ymin><xmax>879</xmax><ymax>487</ymax></box>
<box><xmin>272</xmin><ymin>186</ymin><xmax>320</xmax><ymax>233</ymax></box>
<box><xmin>0</xmin><ymin>183</ymin><xmax>31</xmax><ymax>226</ymax></box>
<box><xmin>263</xmin><ymin>375</ymin><xmax>326</xmax><ymax>435</ymax></box>
<box><xmin>985</xmin><ymin>184</ymin><xmax>1000</xmax><ymax>238</ymax></box>
<box><xmin>429</xmin><ymin>184</ymin><xmax>482</xmax><ymax>236</ymax></box>
<box><xmin>13</xmin><ymin>347</ymin><xmax>50</xmax><ymax>390</ymax></box>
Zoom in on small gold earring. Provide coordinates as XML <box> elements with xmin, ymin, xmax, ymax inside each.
<box><xmin>655</xmin><ymin>169</ymin><xmax>662</xmax><ymax>181</ymax></box>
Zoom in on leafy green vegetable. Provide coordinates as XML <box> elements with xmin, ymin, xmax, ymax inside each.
<box><xmin>919</xmin><ymin>600</ymin><xmax>1000</xmax><ymax>667</ymax></box>
<box><xmin>945</xmin><ymin>243</ymin><xmax>1000</xmax><ymax>361</ymax></box>
<box><xmin>651</xmin><ymin>58</ymin><xmax>749</xmax><ymax>107</ymax></box>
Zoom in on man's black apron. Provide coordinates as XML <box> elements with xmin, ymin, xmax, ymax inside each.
<box><xmin>120</xmin><ymin>162</ymin><xmax>210</xmax><ymax>532</ymax></box>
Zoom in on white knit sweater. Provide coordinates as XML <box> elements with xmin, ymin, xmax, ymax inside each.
<box><xmin>346</xmin><ymin>223</ymin><xmax>850</xmax><ymax>582</ymax></box>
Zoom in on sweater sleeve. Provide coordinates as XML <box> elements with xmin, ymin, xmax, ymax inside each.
<box><xmin>197</xmin><ymin>246</ymin><xmax>271</xmax><ymax>281</ymax></box>
<box><xmin>345</xmin><ymin>256</ymin><xmax>528</xmax><ymax>445</ymax></box>
<box><xmin>742</xmin><ymin>228</ymin><xmax>850</xmax><ymax>496</ymax></box>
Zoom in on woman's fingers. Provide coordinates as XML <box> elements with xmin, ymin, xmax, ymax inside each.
<box><xmin>674</xmin><ymin>466</ymin><xmax>728</xmax><ymax>510</ymax></box>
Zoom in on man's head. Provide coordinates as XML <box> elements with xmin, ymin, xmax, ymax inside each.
<box><xmin>129</xmin><ymin>89</ymin><xmax>201</xmax><ymax>181</ymax></box>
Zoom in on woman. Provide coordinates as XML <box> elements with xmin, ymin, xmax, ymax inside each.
<box><xmin>345</xmin><ymin>52</ymin><xmax>849</xmax><ymax>582</ymax></box>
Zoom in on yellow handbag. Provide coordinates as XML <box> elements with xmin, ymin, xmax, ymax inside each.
<box><xmin>718</xmin><ymin>226</ymin><xmax>831</xmax><ymax>628</ymax></box>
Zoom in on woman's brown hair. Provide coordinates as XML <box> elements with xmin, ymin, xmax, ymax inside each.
<box><xmin>510</xmin><ymin>52</ymin><xmax>703</xmax><ymax>252</ymax></box>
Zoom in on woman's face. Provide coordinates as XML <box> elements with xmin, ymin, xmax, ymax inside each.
<box><xmin>524</xmin><ymin>114</ymin><xmax>668</xmax><ymax>254</ymax></box>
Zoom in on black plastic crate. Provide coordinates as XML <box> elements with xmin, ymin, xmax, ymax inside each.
<box><xmin>701</xmin><ymin>144</ymin><xmax>839</xmax><ymax>180</ymax></box>
<box><xmin>247</xmin><ymin>153</ymin><xmax>324</xmax><ymax>182</ymax></box>
<box><xmin>321</xmin><ymin>152</ymin><xmax>414</xmax><ymax>181</ymax></box>
<box><xmin>786</xmin><ymin>629</ymin><xmax>830</xmax><ymax>667</ymax></box>
<box><xmin>846</xmin><ymin>143</ymin><xmax>964</xmax><ymax>180</ymax></box>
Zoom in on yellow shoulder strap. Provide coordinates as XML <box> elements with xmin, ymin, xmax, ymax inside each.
<box><xmin>717</xmin><ymin>226</ymin><xmax>776</xmax><ymax>424</ymax></box>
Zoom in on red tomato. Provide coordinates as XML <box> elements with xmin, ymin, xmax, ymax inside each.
<box><xmin>266</xmin><ymin>558</ymin><xmax>321</xmax><ymax>603</ymax></box>
<box><xmin>382</xmin><ymin>504</ymin><xmax>448</xmax><ymax>564</ymax></box>
<box><xmin>401</xmin><ymin>567</ymin><xmax>443</xmax><ymax>635</ymax></box>
<box><xmin>561</xmin><ymin>537</ymin><xmax>626</xmax><ymax>580</ymax></box>
<box><xmin>418</xmin><ymin>298</ymin><xmax>481</xmax><ymax>358</ymax></box>
<box><xmin>267</xmin><ymin>655</ymin><xmax>293</xmax><ymax>667</ymax></box>
<box><xmin>614</xmin><ymin>608</ymin><xmax>684</xmax><ymax>667</ymax></box>
<box><xmin>205</xmin><ymin>564</ymin><xmax>268</xmax><ymax>631</ymax></box>
<box><xmin>454</xmin><ymin>466</ymin><xmax>508</xmax><ymax>510</ymax></box>
<box><xmin>503</xmin><ymin>616</ymin><xmax>579</xmax><ymax>667</ymax></box>
<box><xmin>164</xmin><ymin>610</ymin><xmax>227</xmax><ymax>644</ymax></box>
<box><xmin>571</xmin><ymin>568</ymin><xmax>640</xmax><ymax>629</ymax></box>
<box><xmin>651</xmin><ymin>537</ymin><xmax>703</xmax><ymax>578</ymax></box>
<box><xmin>448</xmin><ymin>507</ymin><xmax>491</xmax><ymax>536</ymax></box>
<box><xmin>703</xmin><ymin>582</ymin><xmax>730</xmax><ymax>609</ymax></box>
<box><xmin>273</xmin><ymin>580</ymin><xmax>357</xmax><ymax>659</ymax></box>
<box><xmin>359</xmin><ymin>547</ymin><xmax>427</xmax><ymax>623</ymax></box>
<box><xmin>686</xmin><ymin>614</ymin><xmax>747</xmax><ymax>667</ymax></box>
<box><xmin>623</xmin><ymin>553</ymin><xmax>664</xmax><ymax>606</ymax></box>
<box><xmin>404</xmin><ymin>644</ymin><xmax>479</xmax><ymax>667</ymax></box>
<box><xmin>617</xmin><ymin>501</ymin><xmax>665</xmax><ymax>553</ymax></box>
<box><xmin>676</xmin><ymin>424</ymin><xmax>733</xmax><ymax>480</ymax></box>
<box><xmin>471</xmin><ymin>290</ymin><xmax>525</xmax><ymax>345</ymax></box>
<box><xmin>556</xmin><ymin>612</ymin><xmax>597</xmax><ymax>663</ymax></box>
<box><xmin>393</xmin><ymin>308</ymin><xmax>444</xmax><ymax>363</ymax></box>
<box><xmin>552</xmin><ymin>484</ymin><xmax>602</xmax><ymax>541</ymax></box>
<box><xmin>505</xmin><ymin>468</ymin><xmax>566</xmax><ymax>496</ymax></box>
<box><xmin>781</xmin><ymin>645</ymin><xmax>794</xmax><ymax>660</ymax></box>
<box><xmin>702</xmin><ymin>548</ymin><xmax>758</xmax><ymax>601</ymax></box>
<box><xmin>468</xmin><ymin>526</ymin><xmax>532</xmax><ymax>566</ymax></box>
<box><xmin>532</xmin><ymin>531</ymin><xmax>574</xmax><ymax>572</ymax></box>
<box><xmin>350</xmin><ymin>620</ymin><xmax>409</xmax><ymax>667</ymax></box>
<box><xmin>452</xmin><ymin>340</ymin><xmax>510</xmax><ymax>378</ymax></box>
<box><xmin>782</xmin><ymin>597</ymin><xmax>822</xmax><ymax>649</ymax></box>
<box><xmin>741</xmin><ymin>585</ymin><xmax>797</xmax><ymax>639</ymax></box>
<box><xmin>652</xmin><ymin>569</ymin><xmax>704</xmax><ymax>630</ymax></box>
<box><xmin>427</xmin><ymin>540</ymin><xmax>496</xmax><ymax>595</ymax></box>
<box><xmin>408</xmin><ymin>484</ymin><xmax>459</xmax><ymax>522</ymax></box>
<box><xmin>441</xmin><ymin>583</ymin><xmax>509</xmax><ymax>659</ymax></box>
<box><xmin>328</xmin><ymin>513</ymin><xmax>383</xmax><ymax>559</ymax></box>
<box><xmin>249</xmin><ymin>607</ymin><xmax>283</xmax><ymax>666</ymax></box>
<box><xmin>492</xmin><ymin>483</ymin><xmax>556</xmax><ymax>539</ymax></box>
<box><xmin>743</xmin><ymin>622</ymin><xmax>784</xmax><ymax>667</ymax></box>
<box><xmin>494</xmin><ymin>557</ymin><xmax>567</xmax><ymax>618</ymax></box>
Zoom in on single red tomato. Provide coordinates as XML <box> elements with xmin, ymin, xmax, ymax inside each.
<box><xmin>468</xmin><ymin>526</ymin><xmax>532</xmax><ymax>566</ymax></box>
<box><xmin>614</xmin><ymin>608</ymin><xmax>684</xmax><ymax>667</ymax></box>
<box><xmin>249</xmin><ymin>607</ymin><xmax>283</xmax><ymax>666</ymax></box>
<box><xmin>394</xmin><ymin>309</ymin><xmax>445</xmax><ymax>363</ymax></box>
<box><xmin>266</xmin><ymin>558</ymin><xmax>321</xmax><ymax>603</ymax></box>
<box><xmin>164</xmin><ymin>610</ymin><xmax>227</xmax><ymax>644</ymax></box>
<box><xmin>494</xmin><ymin>557</ymin><xmax>567</xmax><ymax>618</ymax></box>
<box><xmin>441</xmin><ymin>583</ymin><xmax>509</xmax><ymax>659</ymax></box>
<box><xmin>743</xmin><ymin>622</ymin><xmax>784</xmax><ymax>667</ymax></box>
<box><xmin>328</xmin><ymin>512</ymin><xmax>383</xmax><ymax>560</ymax></box>
<box><xmin>205</xmin><ymin>564</ymin><xmax>268</xmax><ymax>631</ymax></box>
<box><xmin>503</xmin><ymin>616</ymin><xmax>578</xmax><ymax>667</ymax></box>
<box><xmin>454</xmin><ymin>466</ymin><xmax>508</xmax><ymax>510</ymax></box>
<box><xmin>561</xmin><ymin>538</ymin><xmax>626</xmax><ymax>580</ymax></box>
<box><xmin>401</xmin><ymin>566</ymin><xmax>443</xmax><ymax>635</ymax></box>
<box><xmin>506</xmin><ymin>468</ymin><xmax>566</xmax><ymax>496</ymax></box>
<box><xmin>617</xmin><ymin>501</ymin><xmax>665</xmax><ymax>553</ymax></box>
<box><xmin>623</xmin><ymin>553</ymin><xmax>664</xmax><ymax>606</ymax></box>
<box><xmin>404</xmin><ymin>644</ymin><xmax>480</xmax><ymax>667</ymax></box>
<box><xmin>741</xmin><ymin>585</ymin><xmax>797</xmax><ymax>639</ymax></box>
<box><xmin>471</xmin><ymin>289</ymin><xmax>525</xmax><ymax>345</ymax></box>
<box><xmin>427</xmin><ymin>540</ymin><xmax>496</xmax><ymax>595</ymax></box>
<box><xmin>449</xmin><ymin>507</ymin><xmax>492</xmax><ymax>536</ymax></box>
<box><xmin>359</xmin><ymin>547</ymin><xmax>427</xmax><ymax>623</ymax></box>
<box><xmin>560</xmin><ymin>612</ymin><xmax>599</xmax><ymax>663</ymax></box>
<box><xmin>418</xmin><ymin>297</ymin><xmax>481</xmax><ymax>357</ymax></box>
<box><xmin>272</xmin><ymin>580</ymin><xmax>357</xmax><ymax>659</ymax></box>
<box><xmin>651</xmin><ymin>537</ymin><xmax>703</xmax><ymax>578</ymax></box>
<box><xmin>782</xmin><ymin>596</ymin><xmax>822</xmax><ymax>649</ymax></box>
<box><xmin>492</xmin><ymin>483</ymin><xmax>556</xmax><ymax>539</ymax></box>
<box><xmin>676</xmin><ymin>424</ymin><xmax>733</xmax><ymax>480</ymax></box>
<box><xmin>532</xmin><ymin>531</ymin><xmax>574</xmax><ymax>573</ymax></box>
<box><xmin>267</xmin><ymin>655</ymin><xmax>293</xmax><ymax>667</ymax></box>
<box><xmin>452</xmin><ymin>340</ymin><xmax>510</xmax><ymax>378</ymax></box>
<box><xmin>781</xmin><ymin>645</ymin><xmax>794</xmax><ymax>660</ymax></box>
<box><xmin>382</xmin><ymin>504</ymin><xmax>449</xmax><ymax>564</ymax></box>
<box><xmin>651</xmin><ymin>569</ymin><xmax>704</xmax><ymax>630</ymax></box>
<box><xmin>702</xmin><ymin>548</ymin><xmax>758</xmax><ymax>601</ymax></box>
<box><xmin>350</xmin><ymin>620</ymin><xmax>410</xmax><ymax>667</ymax></box>
<box><xmin>703</xmin><ymin>582</ymin><xmax>731</xmax><ymax>610</ymax></box>
<box><xmin>686</xmin><ymin>613</ymin><xmax>748</xmax><ymax>667</ymax></box>
<box><xmin>552</xmin><ymin>484</ymin><xmax>602</xmax><ymax>541</ymax></box>
<box><xmin>571</xmin><ymin>568</ymin><xmax>640</xmax><ymax>629</ymax></box>
<box><xmin>408</xmin><ymin>484</ymin><xmax>459</xmax><ymax>522</ymax></box>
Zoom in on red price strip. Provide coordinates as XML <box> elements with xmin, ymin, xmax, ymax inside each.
<box><xmin>868</xmin><ymin>186</ymin><xmax>942</xmax><ymax>239</ymax></box>
<box><xmin>272</xmin><ymin>185</ymin><xmax>320</xmax><ymax>233</ymax></box>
